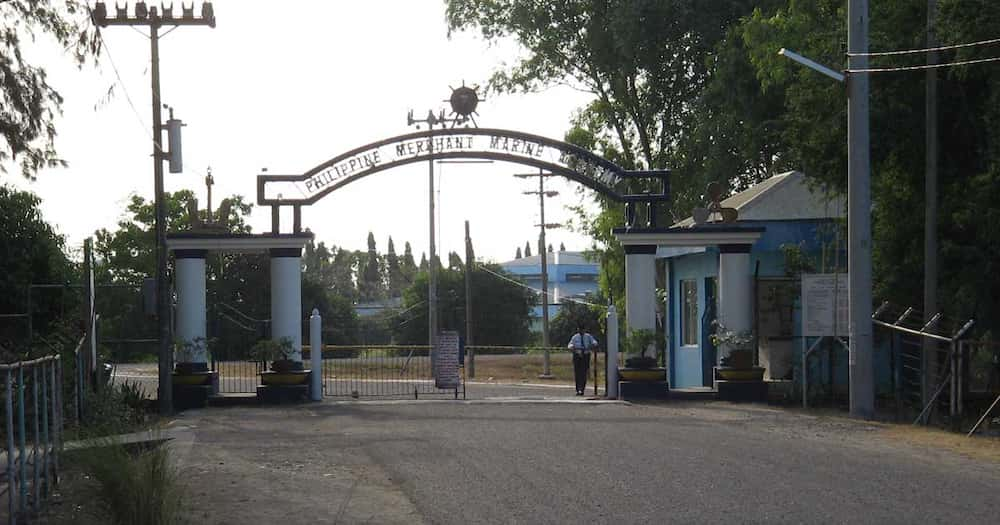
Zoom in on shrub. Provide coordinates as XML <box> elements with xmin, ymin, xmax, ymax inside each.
<box><xmin>77</xmin><ymin>439</ymin><xmax>184</xmax><ymax>525</ymax></box>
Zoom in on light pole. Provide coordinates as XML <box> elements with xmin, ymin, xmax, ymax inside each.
<box><xmin>92</xmin><ymin>1</ymin><xmax>216</xmax><ymax>415</ymax></box>
<box><xmin>515</xmin><ymin>169</ymin><xmax>561</xmax><ymax>378</ymax></box>
<box><xmin>777</xmin><ymin>0</ymin><xmax>873</xmax><ymax>419</ymax></box>
<box><xmin>406</xmin><ymin>85</ymin><xmax>482</xmax><ymax>351</ymax></box>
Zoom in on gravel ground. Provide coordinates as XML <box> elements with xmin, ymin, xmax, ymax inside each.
<box><xmin>166</xmin><ymin>399</ymin><xmax>999</xmax><ymax>524</ymax></box>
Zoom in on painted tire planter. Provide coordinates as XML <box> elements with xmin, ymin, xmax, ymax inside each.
<box><xmin>618</xmin><ymin>367</ymin><xmax>666</xmax><ymax>382</ymax></box>
<box><xmin>172</xmin><ymin>372</ymin><xmax>213</xmax><ymax>385</ymax></box>
<box><xmin>260</xmin><ymin>370</ymin><xmax>310</xmax><ymax>386</ymax></box>
<box><xmin>716</xmin><ymin>367</ymin><xmax>765</xmax><ymax>381</ymax></box>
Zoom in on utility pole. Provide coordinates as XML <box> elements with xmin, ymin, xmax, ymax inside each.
<box><xmin>464</xmin><ymin>220</ymin><xmax>475</xmax><ymax>378</ymax></box>
<box><xmin>92</xmin><ymin>2</ymin><xmax>216</xmax><ymax>415</ymax></box>
<box><xmin>923</xmin><ymin>0</ymin><xmax>939</xmax><ymax>406</ymax></box>
<box><xmin>514</xmin><ymin>169</ymin><xmax>561</xmax><ymax>378</ymax></box>
<box><xmin>848</xmin><ymin>0</ymin><xmax>875</xmax><ymax>419</ymax></box>
<box><xmin>205</xmin><ymin>167</ymin><xmax>214</xmax><ymax>223</ymax></box>
<box><xmin>406</xmin><ymin>110</ymin><xmax>446</xmax><ymax>351</ymax></box>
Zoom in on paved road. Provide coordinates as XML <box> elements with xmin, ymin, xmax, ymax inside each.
<box><xmin>170</xmin><ymin>400</ymin><xmax>999</xmax><ymax>524</ymax></box>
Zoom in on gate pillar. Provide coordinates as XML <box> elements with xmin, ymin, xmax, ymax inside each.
<box><xmin>624</xmin><ymin>245</ymin><xmax>657</xmax><ymax>357</ymax></box>
<box><xmin>717</xmin><ymin>244</ymin><xmax>752</xmax><ymax>360</ymax></box>
<box><xmin>175</xmin><ymin>249</ymin><xmax>208</xmax><ymax>364</ymax></box>
<box><xmin>270</xmin><ymin>248</ymin><xmax>303</xmax><ymax>361</ymax></box>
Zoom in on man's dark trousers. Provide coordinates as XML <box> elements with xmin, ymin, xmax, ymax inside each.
<box><xmin>573</xmin><ymin>352</ymin><xmax>590</xmax><ymax>393</ymax></box>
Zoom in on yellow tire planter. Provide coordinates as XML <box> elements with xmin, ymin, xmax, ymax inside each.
<box><xmin>260</xmin><ymin>370</ymin><xmax>311</xmax><ymax>386</ymax></box>
<box><xmin>716</xmin><ymin>367</ymin><xmax>765</xmax><ymax>381</ymax></box>
<box><xmin>619</xmin><ymin>368</ymin><xmax>667</xmax><ymax>382</ymax></box>
<box><xmin>172</xmin><ymin>373</ymin><xmax>213</xmax><ymax>386</ymax></box>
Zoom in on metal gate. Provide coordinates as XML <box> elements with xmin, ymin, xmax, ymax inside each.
<box><xmin>321</xmin><ymin>345</ymin><xmax>465</xmax><ymax>399</ymax></box>
<box><xmin>210</xmin><ymin>303</ymin><xmax>268</xmax><ymax>393</ymax></box>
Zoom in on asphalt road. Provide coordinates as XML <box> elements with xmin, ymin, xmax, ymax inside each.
<box><xmin>169</xmin><ymin>400</ymin><xmax>999</xmax><ymax>524</ymax></box>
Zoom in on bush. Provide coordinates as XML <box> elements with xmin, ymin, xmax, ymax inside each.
<box><xmin>77</xmin><ymin>439</ymin><xmax>184</xmax><ymax>525</ymax></box>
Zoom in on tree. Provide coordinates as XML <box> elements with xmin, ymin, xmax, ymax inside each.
<box><xmin>515</xmin><ymin>247</ymin><xmax>522</xmax><ymax>259</ymax></box>
<box><xmin>358</xmin><ymin>232</ymin><xmax>384</xmax><ymax>302</ymax></box>
<box><xmin>547</xmin><ymin>243</ymin><xmax>553</xmax><ymax>253</ymax></box>
<box><xmin>419</xmin><ymin>253</ymin><xmax>428</xmax><ymax>272</ymax></box>
<box><xmin>524</xmin><ymin>241</ymin><xmax>532</xmax><ymax>258</ymax></box>
<box><xmin>448</xmin><ymin>251</ymin><xmax>464</xmax><ymax>270</ymax></box>
<box><xmin>447</xmin><ymin>0</ymin><xmax>759</xmax><ymax>315</ymax></box>
<box><xmin>385</xmin><ymin>236</ymin><xmax>404</xmax><ymax>298</ymax></box>
<box><xmin>1</xmin><ymin>1</ymin><xmax>99</xmax><ymax>179</ymax></box>
<box><xmin>559</xmin><ymin>242</ymin><xmax>566</xmax><ymax>251</ymax></box>
<box><xmin>401</xmin><ymin>241</ymin><xmax>418</xmax><ymax>287</ymax></box>
<box><xmin>550</xmin><ymin>301</ymin><xmax>605</xmax><ymax>350</ymax></box>
<box><xmin>394</xmin><ymin>264</ymin><xmax>533</xmax><ymax>345</ymax></box>
<box><xmin>0</xmin><ymin>185</ymin><xmax>76</xmax><ymax>353</ymax></box>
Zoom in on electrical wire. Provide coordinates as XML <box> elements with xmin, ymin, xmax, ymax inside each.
<box><xmin>846</xmin><ymin>55</ymin><xmax>1000</xmax><ymax>73</ymax></box>
<box><xmin>848</xmin><ymin>36</ymin><xmax>1000</xmax><ymax>57</ymax></box>
<box><xmin>475</xmin><ymin>263</ymin><xmax>606</xmax><ymax>309</ymax></box>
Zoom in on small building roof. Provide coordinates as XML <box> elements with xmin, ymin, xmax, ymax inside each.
<box><xmin>673</xmin><ymin>171</ymin><xmax>845</xmax><ymax>227</ymax></box>
<box><xmin>499</xmin><ymin>251</ymin><xmax>595</xmax><ymax>268</ymax></box>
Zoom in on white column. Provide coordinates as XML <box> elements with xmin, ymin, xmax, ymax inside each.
<box><xmin>717</xmin><ymin>245</ymin><xmax>752</xmax><ymax>359</ymax></box>
<box><xmin>310</xmin><ymin>308</ymin><xmax>322</xmax><ymax>401</ymax></box>
<box><xmin>270</xmin><ymin>249</ymin><xmax>303</xmax><ymax>362</ymax></box>
<box><xmin>606</xmin><ymin>305</ymin><xmax>619</xmax><ymax>399</ymax></box>
<box><xmin>624</xmin><ymin>246</ymin><xmax>657</xmax><ymax>357</ymax></box>
<box><xmin>175</xmin><ymin>251</ymin><xmax>207</xmax><ymax>363</ymax></box>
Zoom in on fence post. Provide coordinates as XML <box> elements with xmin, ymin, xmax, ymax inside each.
<box><xmin>310</xmin><ymin>309</ymin><xmax>322</xmax><ymax>401</ymax></box>
<box><xmin>17</xmin><ymin>365</ymin><xmax>28</xmax><ymax>514</ymax></box>
<box><xmin>32</xmin><ymin>365</ymin><xmax>39</xmax><ymax>512</ymax></box>
<box><xmin>606</xmin><ymin>306</ymin><xmax>619</xmax><ymax>400</ymax></box>
<box><xmin>41</xmin><ymin>361</ymin><xmax>50</xmax><ymax>499</ymax></box>
<box><xmin>53</xmin><ymin>357</ymin><xmax>62</xmax><ymax>486</ymax></box>
<box><xmin>6</xmin><ymin>369</ymin><xmax>17</xmax><ymax>523</ymax></box>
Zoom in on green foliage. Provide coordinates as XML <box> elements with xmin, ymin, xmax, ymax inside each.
<box><xmin>550</xmin><ymin>301</ymin><xmax>604</xmax><ymax>348</ymax></box>
<box><xmin>75</xmin><ymin>439</ymin><xmax>184</xmax><ymax>525</ymax></box>
<box><xmin>0</xmin><ymin>0</ymin><xmax>100</xmax><ymax>179</ymax></box>
<box><xmin>395</xmin><ymin>263</ymin><xmax>533</xmax><ymax>345</ymax></box>
<box><xmin>0</xmin><ymin>185</ymin><xmax>77</xmax><ymax>352</ymax></box>
<box><xmin>249</xmin><ymin>337</ymin><xmax>295</xmax><ymax>363</ymax></box>
<box><xmin>79</xmin><ymin>381</ymin><xmax>150</xmax><ymax>438</ymax></box>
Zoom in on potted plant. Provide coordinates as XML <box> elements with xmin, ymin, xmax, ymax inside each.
<box><xmin>250</xmin><ymin>337</ymin><xmax>302</xmax><ymax>373</ymax></box>
<box><xmin>710</xmin><ymin>321</ymin><xmax>764</xmax><ymax>381</ymax></box>
<box><xmin>174</xmin><ymin>337</ymin><xmax>210</xmax><ymax>375</ymax></box>
<box><xmin>619</xmin><ymin>328</ymin><xmax>665</xmax><ymax>382</ymax></box>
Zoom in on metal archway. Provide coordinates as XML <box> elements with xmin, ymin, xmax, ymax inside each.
<box><xmin>256</xmin><ymin>127</ymin><xmax>669</xmax><ymax>232</ymax></box>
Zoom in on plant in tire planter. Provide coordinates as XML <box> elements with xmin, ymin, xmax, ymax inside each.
<box><xmin>710</xmin><ymin>321</ymin><xmax>763</xmax><ymax>380</ymax></box>
<box><xmin>173</xmin><ymin>337</ymin><xmax>212</xmax><ymax>374</ymax></box>
<box><xmin>250</xmin><ymin>337</ymin><xmax>301</xmax><ymax>372</ymax></box>
<box><xmin>623</xmin><ymin>329</ymin><xmax>658</xmax><ymax>369</ymax></box>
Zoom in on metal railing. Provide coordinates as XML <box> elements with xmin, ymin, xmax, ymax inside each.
<box><xmin>319</xmin><ymin>345</ymin><xmax>464</xmax><ymax>399</ymax></box>
<box><xmin>1</xmin><ymin>354</ymin><xmax>63</xmax><ymax>524</ymax></box>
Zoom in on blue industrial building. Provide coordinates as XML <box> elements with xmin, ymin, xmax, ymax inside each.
<box><xmin>499</xmin><ymin>250</ymin><xmax>599</xmax><ymax>331</ymax></box>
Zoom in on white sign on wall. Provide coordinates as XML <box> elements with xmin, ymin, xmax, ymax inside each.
<box><xmin>801</xmin><ymin>273</ymin><xmax>849</xmax><ymax>337</ymax></box>
<box><xmin>434</xmin><ymin>331</ymin><xmax>461</xmax><ymax>389</ymax></box>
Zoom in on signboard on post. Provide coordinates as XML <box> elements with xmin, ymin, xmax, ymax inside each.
<box><xmin>434</xmin><ymin>331</ymin><xmax>461</xmax><ymax>389</ymax></box>
<box><xmin>801</xmin><ymin>273</ymin><xmax>849</xmax><ymax>337</ymax></box>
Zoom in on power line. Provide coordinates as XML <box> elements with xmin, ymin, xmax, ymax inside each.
<box><xmin>846</xmin><ymin>55</ymin><xmax>1000</xmax><ymax>73</ymax></box>
<box><xmin>848</xmin><ymin>36</ymin><xmax>1000</xmax><ymax>57</ymax></box>
<box><xmin>475</xmin><ymin>263</ymin><xmax>605</xmax><ymax>309</ymax></box>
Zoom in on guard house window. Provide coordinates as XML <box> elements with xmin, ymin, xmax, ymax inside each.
<box><xmin>681</xmin><ymin>280</ymin><xmax>698</xmax><ymax>346</ymax></box>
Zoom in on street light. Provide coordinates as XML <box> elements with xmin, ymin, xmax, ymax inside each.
<box><xmin>515</xmin><ymin>169</ymin><xmax>562</xmax><ymax>378</ymax></box>
<box><xmin>779</xmin><ymin>27</ymin><xmax>873</xmax><ymax>419</ymax></box>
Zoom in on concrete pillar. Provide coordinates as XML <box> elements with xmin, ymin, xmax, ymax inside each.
<box><xmin>174</xmin><ymin>250</ymin><xmax>207</xmax><ymax>364</ymax></box>
<box><xmin>606</xmin><ymin>305</ymin><xmax>619</xmax><ymax>399</ymax></box>
<box><xmin>270</xmin><ymin>248</ymin><xmax>303</xmax><ymax>362</ymax></box>
<box><xmin>310</xmin><ymin>308</ymin><xmax>322</xmax><ymax>401</ymax></box>
<box><xmin>717</xmin><ymin>244</ymin><xmax>752</xmax><ymax>360</ymax></box>
<box><xmin>624</xmin><ymin>245</ymin><xmax>657</xmax><ymax>357</ymax></box>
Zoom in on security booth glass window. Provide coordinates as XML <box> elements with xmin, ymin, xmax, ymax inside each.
<box><xmin>681</xmin><ymin>280</ymin><xmax>698</xmax><ymax>346</ymax></box>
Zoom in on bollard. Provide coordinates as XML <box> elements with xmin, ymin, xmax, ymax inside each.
<box><xmin>310</xmin><ymin>309</ymin><xmax>322</xmax><ymax>401</ymax></box>
<box><xmin>606</xmin><ymin>306</ymin><xmax>619</xmax><ymax>400</ymax></box>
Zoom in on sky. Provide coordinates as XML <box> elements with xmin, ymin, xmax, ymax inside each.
<box><xmin>6</xmin><ymin>0</ymin><xmax>600</xmax><ymax>263</ymax></box>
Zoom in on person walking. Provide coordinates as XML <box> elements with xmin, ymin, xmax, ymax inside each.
<box><xmin>567</xmin><ymin>325</ymin><xmax>598</xmax><ymax>396</ymax></box>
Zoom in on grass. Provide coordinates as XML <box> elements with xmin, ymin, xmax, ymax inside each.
<box><xmin>70</xmin><ymin>437</ymin><xmax>184</xmax><ymax>525</ymax></box>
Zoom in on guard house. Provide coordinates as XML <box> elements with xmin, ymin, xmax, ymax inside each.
<box><xmin>615</xmin><ymin>171</ymin><xmax>845</xmax><ymax>390</ymax></box>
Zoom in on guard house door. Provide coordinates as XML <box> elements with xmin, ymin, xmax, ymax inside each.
<box><xmin>701</xmin><ymin>277</ymin><xmax>718</xmax><ymax>387</ymax></box>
